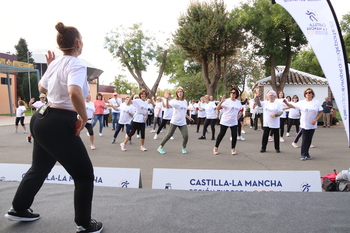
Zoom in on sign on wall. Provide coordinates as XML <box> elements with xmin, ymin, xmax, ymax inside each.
<box><xmin>152</xmin><ymin>168</ymin><xmax>322</xmax><ymax>192</ymax></box>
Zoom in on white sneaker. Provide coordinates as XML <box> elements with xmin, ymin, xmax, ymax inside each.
<box><xmin>99</xmin><ymin>133</ymin><xmax>103</xmax><ymax>137</ymax></box>
<box><xmin>242</xmin><ymin>130</ymin><xmax>246</xmax><ymax>134</ymax></box>
<box><xmin>120</xmin><ymin>143</ymin><xmax>126</xmax><ymax>151</ymax></box>
<box><xmin>230</xmin><ymin>137</ymin><xmax>232</xmax><ymax>141</ymax></box>
<box><xmin>87</xmin><ymin>132</ymin><xmax>90</xmax><ymax>137</ymax></box>
<box><xmin>286</xmin><ymin>132</ymin><xmax>290</xmax><ymax>137</ymax></box>
<box><xmin>240</xmin><ymin>136</ymin><xmax>245</xmax><ymax>141</ymax></box>
<box><xmin>170</xmin><ymin>136</ymin><xmax>174</xmax><ymax>140</ymax></box>
<box><xmin>249</xmin><ymin>126</ymin><xmax>253</xmax><ymax>128</ymax></box>
<box><xmin>137</xmin><ymin>135</ymin><xmax>140</xmax><ymax>139</ymax></box>
<box><xmin>23</xmin><ymin>131</ymin><xmax>28</xmax><ymax>134</ymax></box>
<box><xmin>153</xmin><ymin>134</ymin><xmax>158</xmax><ymax>140</ymax></box>
<box><xmin>268</xmin><ymin>136</ymin><xmax>273</xmax><ymax>142</ymax></box>
<box><xmin>140</xmin><ymin>146</ymin><xmax>147</xmax><ymax>151</ymax></box>
<box><xmin>237</xmin><ymin>136</ymin><xmax>241</xmax><ymax>140</ymax></box>
<box><xmin>150</xmin><ymin>130</ymin><xmax>156</xmax><ymax>133</ymax></box>
<box><xmin>13</xmin><ymin>130</ymin><xmax>18</xmax><ymax>134</ymax></box>
<box><xmin>280</xmin><ymin>137</ymin><xmax>285</xmax><ymax>142</ymax></box>
<box><xmin>292</xmin><ymin>142</ymin><xmax>299</xmax><ymax>148</ymax></box>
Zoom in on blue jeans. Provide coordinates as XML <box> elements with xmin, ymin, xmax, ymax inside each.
<box><xmin>112</xmin><ymin>112</ymin><xmax>120</xmax><ymax>129</ymax></box>
<box><xmin>92</xmin><ymin>114</ymin><xmax>104</xmax><ymax>134</ymax></box>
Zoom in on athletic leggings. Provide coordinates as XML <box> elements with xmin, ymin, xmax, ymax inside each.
<box><xmin>113</xmin><ymin>123</ymin><xmax>131</xmax><ymax>139</ymax></box>
<box><xmin>15</xmin><ymin>116</ymin><xmax>25</xmax><ymax>126</ymax></box>
<box><xmin>287</xmin><ymin>118</ymin><xmax>300</xmax><ymax>134</ymax></box>
<box><xmin>202</xmin><ymin>118</ymin><xmax>216</xmax><ymax>138</ymax></box>
<box><xmin>85</xmin><ymin>122</ymin><xmax>94</xmax><ymax>136</ymax></box>
<box><xmin>11</xmin><ymin>108</ymin><xmax>94</xmax><ymax>227</ymax></box>
<box><xmin>196</xmin><ymin>117</ymin><xmax>206</xmax><ymax>132</ymax></box>
<box><xmin>160</xmin><ymin>123</ymin><xmax>189</xmax><ymax>148</ymax></box>
<box><xmin>301</xmin><ymin>128</ymin><xmax>315</xmax><ymax>158</ymax></box>
<box><xmin>215</xmin><ymin>125</ymin><xmax>238</xmax><ymax>149</ymax></box>
<box><xmin>156</xmin><ymin>119</ymin><xmax>170</xmax><ymax>135</ymax></box>
<box><xmin>128</xmin><ymin>121</ymin><xmax>146</xmax><ymax>139</ymax></box>
<box><xmin>262</xmin><ymin>127</ymin><xmax>280</xmax><ymax>150</ymax></box>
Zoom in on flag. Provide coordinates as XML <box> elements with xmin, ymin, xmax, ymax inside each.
<box><xmin>273</xmin><ymin>0</ymin><xmax>350</xmax><ymax>147</ymax></box>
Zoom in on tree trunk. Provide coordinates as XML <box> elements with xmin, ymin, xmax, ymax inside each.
<box><xmin>150</xmin><ymin>50</ymin><xmax>168</xmax><ymax>97</ymax></box>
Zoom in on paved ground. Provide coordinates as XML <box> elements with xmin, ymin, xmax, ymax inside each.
<box><xmin>1</xmin><ymin>115</ymin><xmax>349</xmax><ymax>189</ymax></box>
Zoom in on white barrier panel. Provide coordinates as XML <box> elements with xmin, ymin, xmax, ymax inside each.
<box><xmin>0</xmin><ymin>163</ymin><xmax>141</xmax><ymax>188</ymax></box>
<box><xmin>152</xmin><ymin>169</ymin><xmax>322</xmax><ymax>192</ymax></box>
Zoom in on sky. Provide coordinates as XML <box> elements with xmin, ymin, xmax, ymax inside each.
<box><xmin>1</xmin><ymin>0</ymin><xmax>349</xmax><ymax>90</ymax></box>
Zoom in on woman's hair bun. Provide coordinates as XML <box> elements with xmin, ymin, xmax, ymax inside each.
<box><xmin>55</xmin><ymin>22</ymin><xmax>67</xmax><ymax>34</ymax></box>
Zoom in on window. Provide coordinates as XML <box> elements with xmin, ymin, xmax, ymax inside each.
<box><xmin>1</xmin><ymin>77</ymin><xmax>11</xmax><ymax>85</ymax></box>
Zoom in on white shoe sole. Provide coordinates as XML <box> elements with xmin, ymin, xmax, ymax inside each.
<box><xmin>4</xmin><ymin>214</ymin><xmax>40</xmax><ymax>222</ymax></box>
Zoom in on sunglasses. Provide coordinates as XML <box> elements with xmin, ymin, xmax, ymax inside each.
<box><xmin>230</xmin><ymin>91</ymin><xmax>236</xmax><ymax>94</ymax></box>
<box><xmin>40</xmin><ymin>97</ymin><xmax>45</xmax><ymax>99</ymax></box>
<box><xmin>305</xmin><ymin>91</ymin><xmax>313</xmax><ymax>94</ymax></box>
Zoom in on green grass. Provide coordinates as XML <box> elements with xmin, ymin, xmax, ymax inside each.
<box><xmin>0</xmin><ymin>108</ymin><xmax>36</xmax><ymax>116</ymax></box>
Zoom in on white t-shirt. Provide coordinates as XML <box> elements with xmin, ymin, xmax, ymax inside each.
<box><xmin>292</xmin><ymin>99</ymin><xmax>322</xmax><ymax>130</ymax></box>
<box><xmin>276</xmin><ymin>98</ymin><xmax>287</xmax><ymax>118</ymax></box>
<box><xmin>288</xmin><ymin>105</ymin><xmax>300</xmax><ymax>119</ymax></box>
<box><xmin>16</xmin><ymin>106</ymin><xmax>26</xmax><ymax>117</ymax></box>
<box><xmin>204</xmin><ymin>101</ymin><xmax>217</xmax><ymax>119</ymax></box>
<box><xmin>169</xmin><ymin>99</ymin><xmax>188</xmax><ymax>126</ymax></box>
<box><xmin>108</xmin><ymin>98</ymin><xmax>122</xmax><ymax>113</ymax></box>
<box><xmin>119</xmin><ymin>103</ymin><xmax>135</xmax><ymax>125</ymax></box>
<box><xmin>32</xmin><ymin>101</ymin><xmax>46</xmax><ymax>111</ymax></box>
<box><xmin>198</xmin><ymin>102</ymin><xmax>206</xmax><ymax>118</ymax></box>
<box><xmin>261</xmin><ymin>101</ymin><xmax>283</xmax><ymax>128</ymax></box>
<box><xmin>132</xmin><ymin>99</ymin><xmax>148</xmax><ymax>123</ymax></box>
<box><xmin>85</xmin><ymin>101</ymin><xmax>95</xmax><ymax>124</ymax></box>
<box><xmin>147</xmin><ymin>103</ymin><xmax>154</xmax><ymax>115</ymax></box>
<box><xmin>154</xmin><ymin>102</ymin><xmax>162</xmax><ymax>117</ymax></box>
<box><xmin>188</xmin><ymin>102</ymin><xmax>197</xmax><ymax>115</ymax></box>
<box><xmin>163</xmin><ymin>107</ymin><xmax>173</xmax><ymax>120</ymax></box>
<box><xmin>40</xmin><ymin>56</ymin><xmax>89</xmax><ymax>110</ymax></box>
<box><xmin>219</xmin><ymin>99</ymin><xmax>242</xmax><ymax>127</ymax></box>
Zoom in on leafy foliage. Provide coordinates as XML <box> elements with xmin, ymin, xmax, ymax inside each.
<box><xmin>109</xmin><ymin>74</ymin><xmax>138</xmax><ymax>95</ymax></box>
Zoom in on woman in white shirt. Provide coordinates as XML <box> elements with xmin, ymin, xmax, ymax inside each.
<box><xmin>14</xmin><ymin>100</ymin><xmax>27</xmax><ymax>133</ymax></box>
<box><xmin>286</xmin><ymin>95</ymin><xmax>300</xmax><ymax>137</ymax></box>
<box><xmin>196</xmin><ymin>97</ymin><xmax>206</xmax><ymax>133</ymax></box>
<box><xmin>112</xmin><ymin>96</ymin><xmax>135</xmax><ymax>144</ymax></box>
<box><xmin>284</xmin><ymin>88</ymin><xmax>323</xmax><ymax>161</ymax></box>
<box><xmin>85</xmin><ymin>94</ymin><xmax>96</xmax><ymax>150</ymax></box>
<box><xmin>213</xmin><ymin>87</ymin><xmax>243</xmax><ymax>155</ymax></box>
<box><xmin>157</xmin><ymin>88</ymin><xmax>194</xmax><ymax>154</ymax></box>
<box><xmin>198</xmin><ymin>95</ymin><xmax>217</xmax><ymax>140</ymax></box>
<box><xmin>4</xmin><ymin>22</ymin><xmax>103</xmax><ymax>232</ymax></box>
<box><xmin>257</xmin><ymin>90</ymin><xmax>283</xmax><ymax>153</ymax></box>
<box><xmin>120</xmin><ymin>89</ymin><xmax>149</xmax><ymax>152</ymax></box>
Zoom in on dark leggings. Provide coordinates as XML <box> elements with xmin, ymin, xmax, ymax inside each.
<box><xmin>196</xmin><ymin>117</ymin><xmax>206</xmax><ymax>132</ymax></box>
<box><xmin>215</xmin><ymin>125</ymin><xmax>238</xmax><ymax>149</ymax></box>
<box><xmin>12</xmin><ymin>108</ymin><xmax>94</xmax><ymax>227</ymax></box>
<box><xmin>85</xmin><ymin>122</ymin><xmax>94</xmax><ymax>136</ymax></box>
<box><xmin>287</xmin><ymin>118</ymin><xmax>300</xmax><ymax>134</ymax></box>
<box><xmin>157</xmin><ymin>119</ymin><xmax>170</xmax><ymax>135</ymax></box>
<box><xmin>262</xmin><ymin>127</ymin><xmax>280</xmax><ymax>150</ymax></box>
<box><xmin>202</xmin><ymin>118</ymin><xmax>216</xmax><ymax>138</ymax></box>
<box><xmin>15</xmin><ymin>117</ymin><xmax>25</xmax><ymax>126</ymax></box>
<box><xmin>301</xmin><ymin>129</ymin><xmax>315</xmax><ymax>158</ymax></box>
<box><xmin>128</xmin><ymin>121</ymin><xmax>146</xmax><ymax>139</ymax></box>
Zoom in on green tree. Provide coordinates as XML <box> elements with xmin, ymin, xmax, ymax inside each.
<box><xmin>104</xmin><ymin>23</ymin><xmax>168</xmax><ymax>97</ymax></box>
<box><xmin>110</xmin><ymin>74</ymin><xmax>138</xmax><ymax>95</ymax></box>
<box><xmin>173</xmin><ymin>0</ymin><xmax>243</xmax><ymax>97</ymax></box>
<box><xmin>340</xmin><ymin>13</ymin><xmax>350</xmax><ymax>62</ymax></box>
<box><xmin>291</xmin><ymin>49</ymin><xmax>324</xmax><ymax>77</ymax></box>
<box><xmin>236</xmin><ymin>0</ymin><xmax>307</xmax><ymax>92</ymax></box>
<box><xmin>14</xmin><ymin>38</ymin><xmax>36</xmax><ymax>103</ymax></box>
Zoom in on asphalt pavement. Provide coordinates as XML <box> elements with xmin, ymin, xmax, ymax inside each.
<box><xmin>1</xmin><ymin>115</ymin><xmax>349</xmax><ymax>188</ymax></box>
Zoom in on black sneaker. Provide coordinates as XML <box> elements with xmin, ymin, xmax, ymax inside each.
<box><xmin>4</xmin><ymin>207</ymin><xmax>40</xmax><ymax>221</ymax></box>
<box><xmin>76</xmin><ymin>219</ymin><xmax>103</xmax><ymax>233</ymax></box>
<box><xmin>198</xmin><ymin>136</ymin><xmax>206</xmax><ymax>140</ymax></box>
<box><xmin>111</xmin><ymin>138</ymin><xmax>116</xmax><ymax>144</ymax></box>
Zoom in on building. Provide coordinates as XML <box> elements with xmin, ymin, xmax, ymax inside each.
<box><xmin>253</xmin><ymin>66</ymin><xmax>332</xmax><ymax>106</ymax></box>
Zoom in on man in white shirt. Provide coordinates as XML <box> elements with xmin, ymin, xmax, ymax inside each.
<box><xmin>108</xmin><ymin>93</ymin><xmax>122</xmax><ymax>130</ymax></box>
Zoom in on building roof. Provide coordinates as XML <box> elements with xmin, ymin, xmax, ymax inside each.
<box><xmin>255</xmin><ymin>66</ymin><xmax>328</xmax><ymax>87</ymax></box>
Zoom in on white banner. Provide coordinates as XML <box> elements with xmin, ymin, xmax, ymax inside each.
<box><xmin>152</xmin><ymin>168</ymin><xmax>322</xmax><ymax>192</ymax></box>
<box><xmin>0</xmin><ymin>163</ymin><xmax>141</xmax><ymax>188</ymax></box>
<box><xmin>273</xmin><ymin>0</ymin><xmax>350</xmax><ymax>147</ymax></box>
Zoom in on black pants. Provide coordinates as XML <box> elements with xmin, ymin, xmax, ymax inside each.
<box><xmin>157</xmin><ymin>119</ymin><xmax>170</xmax><ymax>135</ymax></box>
<box><xmin>129</xmin><ymin>121</ymin><xmax>146</xmax><ymax>139</ymax></box>
<box><xmin>287</xmin><ymin>118</ymin><xmax>300</xmax><ymax>134</ymax></box>
<box><xmin>196</xmin><ymin>117</ymin><xmax>206</xmax><ymax>132</ymax></box>
<box><xmin>270</xmin><ymin>118</ymin><xmax>286</xmax><ymax>137</ymax></box>
<box><xmin>301</xmin><ymin>128</ymin><xmax>315</xmax><ymax>158</ymax></box>
<box><xmin>254</xmin><ymin>113</ymin><xmax>263</xmax><ymax>130</ymax></box>
<box><xmin>262</xmin><ymin>127</ymin><xmax>280</xmax><ymax>150</ymax></box>
<box><xmin>11</xmin><ymin>108</ymin><xmax>94</xmax><ymax>227</ymax></box>
<box><xmin>202</xmin><ymin>118</ymin><xmax>216</xmax><ymax>138</ymax></box>
<box><xmin>103</xmin><ymin>113</ymin><xmax>109</xmax><ymax>127</ymax></box>
<box><xmin>215</xmin><ymin>125</ymin><xmax>238</xmax><ymax>149</ymax></box>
